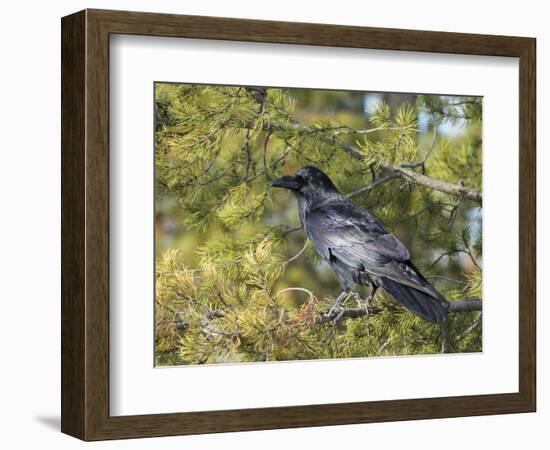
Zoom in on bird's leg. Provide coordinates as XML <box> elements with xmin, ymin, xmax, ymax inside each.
<box><xmin>366</xmin><ymin>285</ymin><xmax>379</xmax><ymax>310</ymax></box>
<box><xmin>362</xmin><ymin>285</ymin><xmax>378</xmax><ymax>337</ymax></box>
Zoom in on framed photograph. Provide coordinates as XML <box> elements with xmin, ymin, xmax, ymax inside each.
<box><xmin>61</xmin><ymin>9</ymin><xmax>536</xmax><ymax>440</ymax></box>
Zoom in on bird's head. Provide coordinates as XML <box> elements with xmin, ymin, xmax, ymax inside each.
<box><xmin>271</xmin><ymin>166</ymin><xmax>340</xmax><ymax>199</ymax></box>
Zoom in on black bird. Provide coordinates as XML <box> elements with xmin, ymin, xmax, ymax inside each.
<box><xmin>272</xmin><ymin>166</ymin><xmax>449</xmax><ymax>323</ymax></box>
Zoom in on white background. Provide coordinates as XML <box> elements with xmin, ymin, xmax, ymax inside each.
<box><xmin>110</xmin><ymin>36</ymin><xmax>519</xmax><ymax>415</ymax></box>
<box><xmin>0</xmin><ymin>1</ymin><xmax>547</xmax><ymax>449</ymax></box>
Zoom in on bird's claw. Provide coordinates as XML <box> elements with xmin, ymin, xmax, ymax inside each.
<box><xmin>326</xmin><ymin>303</ymin><xmax>339</xmax><ymax>317</ymax></box>
<box><xmin>332</xmin><ymin>308</ymin><xmax>345</xmax><ymax>324</ymax></box>
<box><xmin>324</xmin><ymin>290</ymin><xmax>351</xmax><ymax>317</ymax></box>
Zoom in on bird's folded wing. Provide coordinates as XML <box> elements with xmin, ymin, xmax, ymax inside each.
<box><xmin>306</xmin><ymin>202</ymin><xmax>439</xmax><ymax>297</ymax></box>
<box><xmin>306</xmin><ymin>202</ymin><xmax>409</xmax><ymax>264</ymax></box>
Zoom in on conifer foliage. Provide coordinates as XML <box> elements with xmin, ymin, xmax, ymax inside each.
<box><xmin>155</xmin><ymin>84</ymin><xmax>483</xmax><ymax>366</ymax></box>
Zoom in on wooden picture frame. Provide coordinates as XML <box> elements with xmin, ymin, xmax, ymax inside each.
<box><xmin>61</xmin><ymin>9</ymin><xmax>536</xmax><ymax>441</ymax></box>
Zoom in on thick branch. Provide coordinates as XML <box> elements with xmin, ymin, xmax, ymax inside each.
<box><xmin>199</xmin><ymin>298</ymin><xmax>482</xmax><ymax>325</ymax></box>
<box><xmin>447</xmin><ymin>298</ymin><xmax>482</xmax><ymax>313</ymax></box>
<box><xmin>206</xmin><ymin>310</ymin><xmax>226</xmax><ymax>320</ymax></box>
<box><xmin>315</xmin><ymin>306</ymin><xmax>380</xmax><ymax>324</ymax></box>
<box><xmin>334</xmin><ymin>136</ymin><xmax>481</xmax><ymax>204</ymax></box>
<box><xmin>316</xmin><ymin>298</ymin><xmax>482</xmax><ymax>324</ymax></box>
<box><xmin>170</xmin><ymin>299</ymin><xmax>481</xmax><ymax>332</ymax></box>
<box><xmin>380</xmin><ymin>164</ymin><xmax>482</xmax><ymax>204</ymax></box>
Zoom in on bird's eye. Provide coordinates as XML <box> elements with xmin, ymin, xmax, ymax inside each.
<box><xmin>295</xmin><ymin>175</ymin><xmax>305</xmax><ymax>184</ymax></box>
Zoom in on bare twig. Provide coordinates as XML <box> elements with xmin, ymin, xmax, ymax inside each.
<box><xmin>345</xmin><ymin>174</ymin><xmax>399</xmax><ymax>199</ymax></box>
<box><xmin>429</xmin><ymin>248</ymin><xmax>481</xmax><ymax>270</ymax></box>
<box><xmin>262</xmin><ymin>130</ymin><xmax>274</xmax><ymax>181</ymax></box>
<box><xmin>240</xmin><ymin>128</ymin><xmax>253</xmax><ymax>182</ymax></box>
<box><xmin>424</xmin><ymin>126</ymin><xmax>439</xmax><ymax>164</ymax></box>
<box><xmin>276</xmin><ymin>287</ymin><xmax>315</xmax><ymax>298</ymax></box>
<box><xmin>333</xmin><ymin>126</ymin><xmax>406</xmax><ymax>136</ymax></box>
<box><xmin>286</xmin><ymin>240</ymin><xmax>310</xmax><ymax>264</ymax></box>
<box><xmin>377</xmin><ymin>337</ymin><xmax>392</xmax><ymax>355</ymax></box>
<box><xmin>400</xmin><ymin>126</ymin><xmax>438</xmax><ymax>172</ymax></box>
<box><xmin>457</xmin><ymin>313</ymin><xmax>482</xmax><ymax>340</ymax></box>
<box><xmin>282</xmin><ymin>225</ymin><xmax>303</xmax><ymax>236</ymax></box>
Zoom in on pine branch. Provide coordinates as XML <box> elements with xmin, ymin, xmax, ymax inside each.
<box><xmin>261</xmin><ymin>121</ymin><xmax>483</xmax><ymax>204</ymax></box>
<box><xmin>170</xmin><ymin>298</ymin><xmax>481</xmax><ymax>330</ymax></box>
<box><xmin>332</xmin><ymin>135</ymin><xmax>482</xmax><ymax>204</ymax></box>
<box><xmin>163</xmin><ymin>117</ymin><xmax>482</xmax><ymax>203</ymax></box>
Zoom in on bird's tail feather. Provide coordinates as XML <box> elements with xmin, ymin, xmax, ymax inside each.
<box><xmin>380</xmin><ymin>278</ymin><xmax>449</xmax><ymax>323</ymax></box>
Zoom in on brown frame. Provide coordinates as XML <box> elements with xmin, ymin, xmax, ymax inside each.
<box><xmin>61</xmin><ymin>8</ymin><xmax>536</xmax><ymax>441</ymax></box>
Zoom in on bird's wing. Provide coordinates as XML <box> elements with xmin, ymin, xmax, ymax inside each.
<box><xmin>305</xmin><ymin>201</ymin><xmax>409</xmax><ymax>264</ymax></box>
<box><xmin>305</xmin><ymin>201</ymin><xmax>438</xmax><ymax>297</ymax></box>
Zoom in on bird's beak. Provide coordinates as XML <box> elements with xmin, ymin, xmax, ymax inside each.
<box><xmin>271</xmin><ymin>175</ymin><xmax>302</xmax><ymax>190</ymax></box>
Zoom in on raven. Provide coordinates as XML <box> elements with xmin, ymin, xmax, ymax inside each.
<box><xmin>272</xmin><ymin>166</ymin><xmax>449</xmax><ymax>323</ymax></box>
